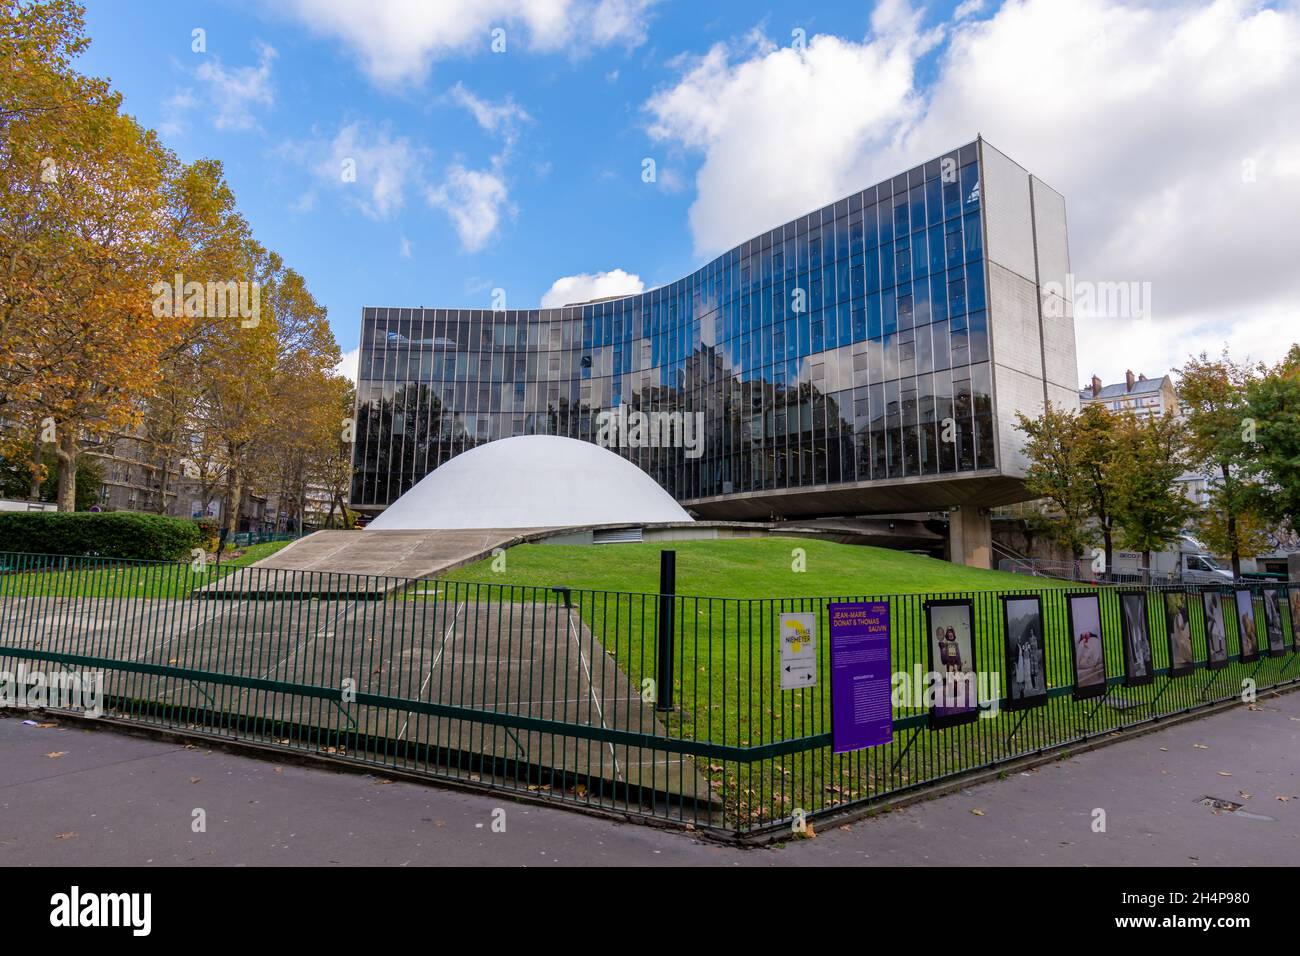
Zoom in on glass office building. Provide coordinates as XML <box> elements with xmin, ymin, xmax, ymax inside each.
<box><xmin>351</xmin><ymin>138</ymin><xmax>1078</xmax><ymax>528</ymax></box>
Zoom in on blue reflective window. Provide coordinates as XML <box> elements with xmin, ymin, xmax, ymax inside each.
<box><xmin>961</xmin><ymin>162</ymin><xmax>980</xmax><ymax>211</ymax></box>
<box><xmin>964</xmin><ymin>212</ymin><xmax>983</xmax><ymax>260</ymax></box>
<box><xmin>966</xmin><ymin>265</ymin><xmax>986</xmax><ymax>312</ymax></box>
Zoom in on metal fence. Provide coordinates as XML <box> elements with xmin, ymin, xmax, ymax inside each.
<box><xmin>227</xmin><ymin>531</ymin><xmax>301</xmax><ymax>548</ymax></box>
<box><xmin>1</xmin><ymin>550</ymin><xmax>1297</xmax><ymax>837</ymax></box>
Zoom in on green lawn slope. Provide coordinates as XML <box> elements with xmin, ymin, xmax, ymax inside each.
<box><xmin>442</xmin><ymin>536</ymin><xmax>1064</xmax><ymax>598</ymax></box>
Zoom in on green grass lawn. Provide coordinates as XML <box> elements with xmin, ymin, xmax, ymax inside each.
<box><xmin>0</xmin><ymin>539</ymin><xmax>296</xmax><ymax>598</ymax></box>
<box><xmin>442</xmin><ymin>536</ymin><xmax>1065</xmax><ymax>598</ymax></box>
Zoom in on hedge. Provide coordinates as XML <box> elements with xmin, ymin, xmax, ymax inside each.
<box><xmin>0</xmin><ymin>511</ymin><xmax>203</xmax><ymax>561</ymax></box>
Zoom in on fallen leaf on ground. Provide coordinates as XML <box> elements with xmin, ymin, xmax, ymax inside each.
<box><xmin>971</xmin><ymin>808</ymin><xmax>985</xmax><ymax>816</ymax></box>
<box><xmin>55</xmin><ymin>832</ymin><xmax>75</xmax><ymax>840</ymax></box>
<box><xmin>44</xmin><ymin>751</ymin><xmax>67</xmax><ymax>759</ymax></box>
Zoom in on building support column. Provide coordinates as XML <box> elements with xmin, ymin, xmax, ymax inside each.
<box><xmin>949</xmin><ymin>506</ymin><xmax>992</xmax><ymax>570</ymax></box>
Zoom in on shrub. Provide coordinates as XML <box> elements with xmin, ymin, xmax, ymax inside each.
<box><xmin>0</xmin><ymin>511</ymin><xmax>203</xmax><ymax>561</ymax></box>
<box><xmin>193</xmin><ymin>516</ymin><xmax>219</xmax><ymax>551</ymax></box>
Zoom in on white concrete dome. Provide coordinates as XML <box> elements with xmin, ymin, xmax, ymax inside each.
<box><xmin>366</xmin><ymin>435</ymin><xmax>693</xmax><ymax>530</ymax></box>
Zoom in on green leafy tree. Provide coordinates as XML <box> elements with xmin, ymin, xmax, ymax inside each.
<box><xmin>1109</xmin><ymin>411</ymin><xmax>1197</xmax><ymax>580</ymax></box>
<box><xmin>1073</xmin><ymin>403</ymin><xmax>1121</xmax><ymax>572</ymax></box>
<box><xmin>1177</xmin><ymin>350</ymin><xmax>1270</xmax><ymax>577</ymax></box>
<box><xmin>1015</xmin><ymin>403</ymin><xmax>1096</xmax><ymax>560</ymax></box>
<box><xmin>1245</xmin><ymin>344</ymin><xmax>1300</xmax><ymax>530</ymax></box>
<box><xmin>0</xmin><ymin>445</ymin><xmax>100</xmax><ymax>509</ymax></box>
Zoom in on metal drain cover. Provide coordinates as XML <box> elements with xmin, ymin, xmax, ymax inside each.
<box><xmin>1198</xmin><ymin>796</ymin><xmax>1243</xmax><ymax>813</ymax></box>
<box><xmin>1198</xmin><ymin>796</ymin><xmax>1274</xmax><ymax>821</ymax></box>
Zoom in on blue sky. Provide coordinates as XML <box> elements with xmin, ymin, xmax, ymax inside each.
<box><xmin>79</xmin><ymin>0</ymin><xmax>1299</xmax><ymax>382</ymax></box>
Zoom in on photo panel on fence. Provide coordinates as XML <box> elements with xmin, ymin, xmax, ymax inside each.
<box><xmin>1118</xmin><ymin>590</ymin><xmax>1154</xmax><ymax>687</ymax></box>
<box><xmin>924</xmin><ymin>599</ymin><xmax>979</xmax><ymax>729</ymax></box>
<box><xmin>1163</xmin><ymin>591</ymin><xmax>1197</xmax><ymax>677</ymax></box>
<box><xmin>1263</xmin><ymin>588</ymin><xmax>1287</xmax><ymax>657</ymax></box>
<box><xmin>1000</xmin><ymin>595</ymin><xmax>1047</xmax><ymax>710</ymax></box>
<box><xmin>1235</xmin><ymin>588</ymin><xmax>1260</xmax><ymax>663</ymax></box>
<box><xmin>1201</xmin><ymin>590</ymin><xmax>1231</xmax><ymax>670</ymax></box>
<box><xmin>1290</xmin><ymin>587</ymin><xmax>1300</xmax><ymax>652</ymax></box>
<box><xmin>1066</xmin><ymin>592</ymin><xmax>1107</xmax><ymax>700</ymax></box>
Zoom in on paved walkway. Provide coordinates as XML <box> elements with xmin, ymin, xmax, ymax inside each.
<box><xmin>1</xmin><ymin>593</ymin><xmax>708</xmax><ymax>807</ymax></box>
<box><xmin>3</xmin><ymin>688</ymin><xmax>1297</xmax><ymax>866</ymax></box>
<box><xmin>199</xmin><ymin>528</ymin><xmax>558</xmax><ymax>596</ymax></box>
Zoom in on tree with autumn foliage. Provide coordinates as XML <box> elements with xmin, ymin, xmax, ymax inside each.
<box><xmin>2</xmin><ymin>2</ymin><xmax>348</xmax><ymax>533</ymax></box>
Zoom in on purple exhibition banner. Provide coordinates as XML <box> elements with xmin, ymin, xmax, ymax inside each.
<box><xmin>828</xmin><ymin>601</ymin><xmax>894</xmax><ymax>754</ymax></box>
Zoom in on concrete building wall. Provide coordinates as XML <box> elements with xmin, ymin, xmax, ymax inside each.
<box><xmin>1031</xmin><ymin>176</ymin><xmax>1078</xmax><ymax>410</ymax></box>
<box><xmin>980</xmin><ymin>142</ymin><xmax>1080</xmax><ymax>481</ymax></box>
<box><xmin>983</xmin><ymin>143</ymin><xmax>1045</xmax><ymax>480</ymax></box>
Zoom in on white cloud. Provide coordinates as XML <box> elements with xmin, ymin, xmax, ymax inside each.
<box><xmin>305</xmin><ymin>122</ymin><xmax>421</xmax><ymax>220</ymax></box>
<box><xmin>335</xmin><ymin>346</ymin><xmax>360</xmax><ymax>383</ymax></box>
<box><xmin>541</xmin><ymin>268</ymin><xmax>645</xmax><ymax>308</ymax></box>
<box><xmin>194</xmin><ymin>42</ymin><xmax>277</xmax><ymax>130</ymax></box>
<box><xmin>284</xmin><ymin>0</ymin><xmax>657</xmax><ymax>87</ymax></box>
<box><xmin>427</xmin><ymin>164</ymin><xmax>511</xmax><ymax>252</ymax></box>
<box><xmin>158</xmin><ymin>88</ymin><xmax>198</xmax><ymax>137</ymax></box>
<box><xmin>399</xmin><ymin>235</ymin><xmax>413</xmax><ymax>258</ymax></box>
<box><xmin>447</xmin><ymin>82</ymin><xmax>531</xmax><ymax>144</ymax></box>
<box><xmin>643</xmin><ymin>0</ymin><xmax>1300</xmax><ymax>383</ymax></box>
<box><xmin>424</xmin><ymin>85</ymin><xmax>530</xmax><ymax>250</ymax></box>
<box><xmin>645</xmin><ymin>4</ymin><xmax>940</xmax><ymax>256</ymax></box>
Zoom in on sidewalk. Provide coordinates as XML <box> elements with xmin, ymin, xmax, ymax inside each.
<box><xmin>2</xmin><ymin>689</ymin><xmax>1297</xmax><ymax>866</ymax></box>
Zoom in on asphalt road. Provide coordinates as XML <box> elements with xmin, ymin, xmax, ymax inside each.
<box><xmin>2</xmin><ymin>688</ymin><xmax>1298</xmax><ymax>866</ymax></box>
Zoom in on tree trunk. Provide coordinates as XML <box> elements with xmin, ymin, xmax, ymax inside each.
<box><xmin>55</xmin><ymin>427</ymin><xmax>77</xmax><ymax>512</ymax></box>
<box><xmin>155</xmin><ymin>461</ymin><xmax>171</xmax><ymax>515</ymax></box>
<box><xmin>1102</xmin><ymin>526</ymin><xmax>1114</xmax><ymax>576</ymax></box>
<box><xmin>1227</xmin><ymin>512</ymin><xmax>1242</xmax><ymax>580</ymax></box>
<box><xmin>28</xmin><ymin>437</ymin><xmax>43</xmax><ymax>499</ymax></box>
<box><xmin>1141</xmin><ymin>549</ymin><xmax>1151</xmax><ymax>585</ymax></box>
<box><xmin>225</xmin><ymin>469</ymin><xmax>242</xmax><ymax>537</ymax></box>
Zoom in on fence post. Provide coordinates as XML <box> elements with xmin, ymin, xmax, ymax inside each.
<box><xmin>656</xmin><ymin>550</ymin><xmax>676</xmax><ymax>712</ymax></box>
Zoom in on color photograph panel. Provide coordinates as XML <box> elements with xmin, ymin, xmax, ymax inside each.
<box><xmin>926</xmin><ymin>600</ymin><xmax>980</xmax><ymax>728</ymax></box>
<box><xmin>1235</xmin><ymin>589</ymin><xmax>1260</xmax><ymax>663</ymax></box>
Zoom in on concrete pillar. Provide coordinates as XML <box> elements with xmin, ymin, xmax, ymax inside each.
<box><xmin>1288</xmin><ymin>553</ymin><xmax>1300</xmax><ymax>583</ymax></box>
<box><xmin>949</xmin><ymin>506</ymin><xmax>992</xmax><ymax>569</ymax></box>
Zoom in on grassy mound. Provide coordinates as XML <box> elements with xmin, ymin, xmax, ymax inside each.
<box><xmin>443</xmin><ymin>536</ymin><xmax>1060</xmax><ymax>598</ymax></box>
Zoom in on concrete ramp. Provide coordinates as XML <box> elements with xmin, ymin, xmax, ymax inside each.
<box><xmin>199</xmin><ymin>528</ymin><xmax>557</xmax><ymax>597</ymax></box>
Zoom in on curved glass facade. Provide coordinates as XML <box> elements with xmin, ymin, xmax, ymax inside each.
<box><xmin>352</xmin><ymin>139</ymin><xmax>1073</xmax><ymax>518</ymax></box>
